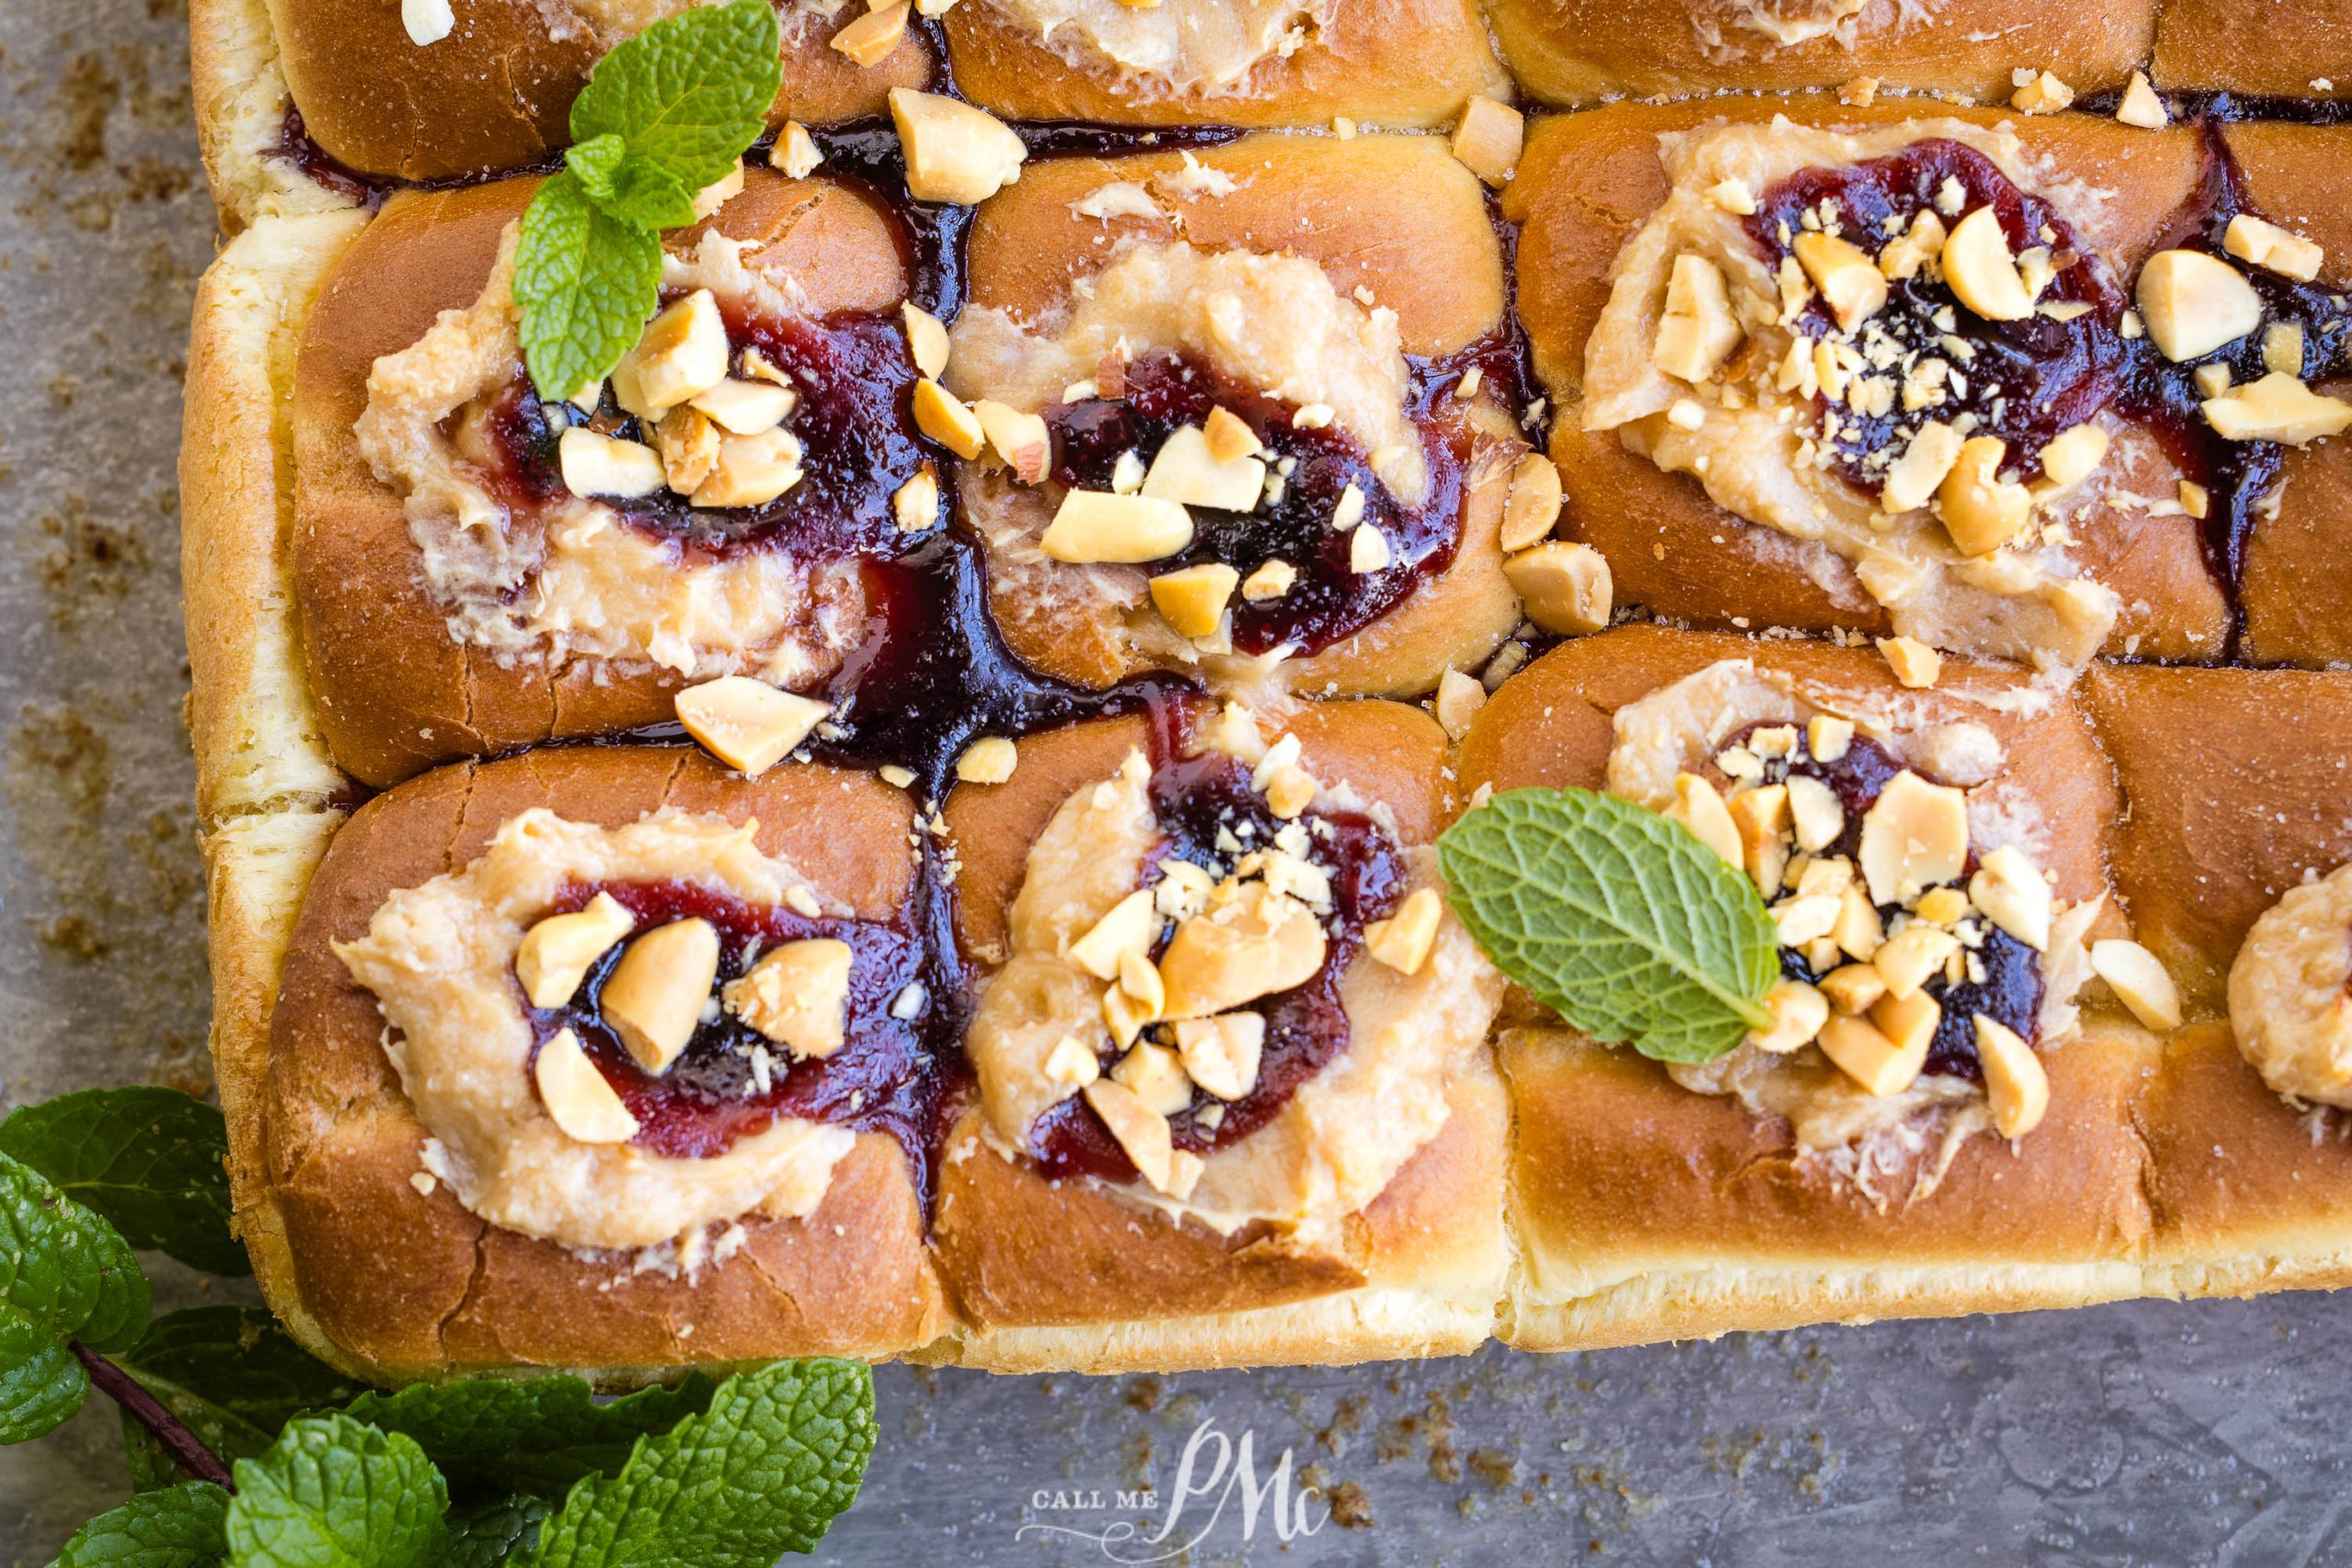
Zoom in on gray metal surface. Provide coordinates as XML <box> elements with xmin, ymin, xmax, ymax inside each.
<box><xmin>0</xmin><ymin>2</ymin><xmax>2343</xmax><ymax>1562</ymax></box>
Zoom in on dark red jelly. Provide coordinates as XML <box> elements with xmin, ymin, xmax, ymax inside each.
<box><xmin>1024</xmin><ymin>738</ymin><xmax>1408</xmax><ymax>1186</ymax></box>
<box><xmin>1730</xmin><ymin>723</ymin><xmax>2044</xmax><ymax>1078</ymax></box>
<box><xmin>1044</xmin><ymin>350</ymin><xmax>1471</xmax><ymax>658</ymax></box>
<box><xmin>523</xmin><ymin>879</ymin><xmax>946</xmax><ymax>1165</ymax></box>
<box><xmin>2110</xmin><ymin>123</ymin><xmax>2352</xmax><ymax>625</ymax></box>
<box><xmin>479</xmin><ymin>300</ymin><xmax>928</xmax><ymax>562</ymax></box>
<box><xmin>1749</xmin><ymin>138</ymin><xmax>2130</xmax><ymax>491</ymax></box>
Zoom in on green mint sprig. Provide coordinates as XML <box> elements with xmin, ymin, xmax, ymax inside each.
<box><xmin>51</xmin><ymin>1480</ymin><xmax>229</xmax><ymax>1568</ymax></box>
<box><xmin>514</xmin><ymin>0</ymin><xmax>783</xmax><ymax>400</ymax></box>
<box><xmin>340</xmin><ymin>1372</ymin><xmax>719</xmax><ymax>1498</ymax></box>
<box><xmin>0</xmin><ymin>1148</ymin><xmax>148</xmax><ymax>1443</ymax></box>
<box><xmin>1437</xmin><ymin>787</ymin><xmax>1779</xmax><ymax>1064</ymax></box>
<box><xmin>225</xmin><ymin>1415</ymin><xmax>450</xmax><ymax>1568</ymax></box>
<box><xmin>1</xmin><ymin>1088</ymin><xmax>248</xmax><ymax>1276</ymax></box>
<box><xmin>112</xmin><ymin>1309</ymin><xmax>364</xmax><ymax>1491</ymax></box>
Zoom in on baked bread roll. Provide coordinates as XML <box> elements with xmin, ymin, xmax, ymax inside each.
<box><xmin>933</xmin><ymin>701</ymin><xmax>1509</xmax><ymax>1369</ymax></box>
<box><xmin>204</xmin><ymin>0</ymin><xmax>931</xmax><ymax>189</ymax></box>
<box><xmin>2153</xmin><ymin>1</ymin><xmax>2352</xmax><ymax>103</ymax></box>
<box><xmin>1508</xmin><ymin>99</ymin><xmax>2350</xmax><ymax>668</ymax></box>
<box><xmin>947</xmin><ymin>132</ymin><xmax>1523</xmax><ymax>706</ymax></box>
<box><xmin>941</xmin><ymin>0</ymin><xmax>1508</xmax><ymax>127</ymax></box>
<box><xmin>2085</xmin><ymin>663</ymin><xmax>2352</xmax><ymax>1296</ymax></box>
<box><xmin>1488</xmin><ymin>0</ymin><xmax>2154</xmax><ymax>107</ymax></box>
<box><xmin>290</xmin><ymin>166</ymin><xmax>921</xmax><ymax>789</ymax></box>
<box><xmin>251</xmin><ymin>744</ymin><xmax>948</xmax><ymax>1382</ymax></box>
<box><xmin>1457</xmin><ymin>626</ymin><xmax>2154</xmax><ymax>1348</ymax></box>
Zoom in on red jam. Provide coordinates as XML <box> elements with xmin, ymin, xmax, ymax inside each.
<box><xmin>1749</xmin><ymin>138</ymin><xmax>2129</xmax><ymax>490</ymax></box>
<box><xmin>1045</xmin><ymin>351</ymin><xmax>1472</xmax><ymax>658</ymax></box>
<box><xmin>522</xmin><ymin>879</ymin><xmax>947</xmax><ymax>1164</ymax></box>
<box><xmin>1732</xmin><ymin>723</ymin><xmax>2043</xmax><ymax>1078</ymax></box>
<box><xmin>1024</xmin><ymin>733</ymin><xmax>1408</xmax><ymax>1185</ymax></box>
<box><xmin>479</xmin><ymin>303</ymin><xmax>927</xmax><ymax>562</ymax></box>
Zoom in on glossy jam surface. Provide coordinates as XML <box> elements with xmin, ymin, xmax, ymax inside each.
<box><xmin>1750</xmin><ymin>138</ymin><xmax>2128</xmax><ymax>488</ymax></box>
<box><xmin>479</xmin><ymin>303</ymin><xmax>925</xmax><ymax>561</ymax></box>
<box><xmin>1046</xmin><ymin>351</ymin><xmax>1469</xmax><ymax>657</ymax></box>
<box><xmin>2109</xmin><ymin>128</ymin><xmax>2352</xmax><ymax>615</ymax></box>
<box><xmin>1025</xmin><ymin>737</ymin><xmax>1408</xmax><ymax>1185</ymax></box>
<box><xmin>1736</xmin><ymin>724</ymin><xmax>2045</xmax><ymax>1077</ymax></box>
<box><xmin>525</xmin><ymin>880</ymin><xmax>945</xmax><ymax>1162</ymax></box>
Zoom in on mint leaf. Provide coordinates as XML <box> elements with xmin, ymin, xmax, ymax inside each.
<box><xmin>1437</xmin><ymin>788</ymin><xmax>1778</xmax><ymax>1064</ymax></box>
<box><xmin>0</xmin><ymin>1089</ymin><xmax>248</xmax><ymax>1276</ymax></box>
<box><xmin>51</xmin><ymin>1481</ymin><xmax>229</xmax><ymax>1568</ymax></box>
<box><xmin>0</xmin><ymin>1310</ymin><xmax>85</xmax><ymax>1443</ymax></box>
<box><xmin>527</xmin><ymin>1360</ymin><xmax>875</xmax><ymax>1566</ymax></box>
<box><xmin>444</xmin><ymin>1496</ymin><xmax>550</xmax><ymax>1568</ymax></box>
<box><xmin>225</xmin><ymin>1414</ymin><xmax>447</xmax><ymax>1568</ymax></box>
<box><xmin>514</xmin><ymin>172</ymin><xmax>665</xmax><ymax>402</ymax></box>
<box><xmin>0</xmin><ymin>1149</ymin><xmax>149</xmax><ymax>1440</ymax></box>
<box><xmin>568</xmin><ymin>0</ymin><xmax>781</xmax><ymax>196</ymax></box>
<box><xmin>115</xmin><ymin>1309</ymin><xmax>360</xmax><ymax>1486</ymax></box>
<box><xmin>344</xmin><ymin>1374</ymin><xmax>717</xmax><ymax>1498</ymax></box>
<box><xmin>565</xmin><ymin>132</ymin><xmax>628</xmax><ymax>205</ymax></box>
<box><xmin>565</xmin><ymin>133</ymin><xmax>698</xmax><ymax>231</ymax></box>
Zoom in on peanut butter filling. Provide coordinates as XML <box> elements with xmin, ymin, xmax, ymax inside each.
<box><xmin>2229</xmin><ymin>863</ymin><xmax>2352</xmax><ymax>1109</ymax></box>
<box><xmin>355</xmin><ymin>225</ymin><xmax>864</xmax><ymax>685</ymax></box>
<box><xmin>1584</xmin><ymin>118</ymin><xmax>2124</xmax><ymax>668</ymax></box>
<box><xmin>963</xmin><ymin>727</ymin><xmax>1499</xmax><ymax>1248</ymax></box>
<box><xmin>333</xmin><ymin>809</ymin><xmax>858</xmax><ymax>1253</ymax></box>
<box><xmin>973</xmin><ymin>0</ymin><xmax>1334</xmax><ymax>96</ymax></box>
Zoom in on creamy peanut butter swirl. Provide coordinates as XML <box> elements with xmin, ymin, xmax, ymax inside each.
<box><xmin>356</xmin><ymin>225</ymin><xmax>863</xmax><ymax>685</ymax></box>
<box><xmin>2230</xmin><ymin>863</ymin><xmax>2352</xmax><ymax>1109</ymax></box>
<box><xmin>334</xmin><ymin>809</ymin><xmax>857</xmax><ymax>1253</ymax></box>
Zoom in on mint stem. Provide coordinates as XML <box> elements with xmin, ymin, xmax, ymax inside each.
<box><xmin>70</xmin><ymin>1340</ymin><xmax>236</xmax><ymax>1492</ymax></box>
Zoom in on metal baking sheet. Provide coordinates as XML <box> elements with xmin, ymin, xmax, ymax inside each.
<box><xmin>0</xmin><ymin>2</ymin><xmax>2345</xmax><ymax>1561</ymax></box>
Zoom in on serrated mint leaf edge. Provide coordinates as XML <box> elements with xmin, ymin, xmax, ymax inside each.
<box><xmin>52</xmin><ymin>1480</ymin><xmax>229</xmax><ymax>1568</ymax></box>
<box><xmin>567</xmin><ymin>0</ymin><xmax>782</xmax><ymax>192</ymax></box>
<box><xmin>513</xmin><ymin>172</ymin><xmax>664</xmax><ymax>402</ymax></box>
<box><xmin>225</xmin><ymin>1414</ymin><xmax>449</xmax><ymax>1568</ymax></box>
<box><xmin>0</xmin><ymin>1089</ymin><xmax>246</xmax><ymax>1276</ymax></box>
<box><xmin>1438</xmin><ymin>787</ymin><xmax>1778</xmax><ymax>1063</ymax></box>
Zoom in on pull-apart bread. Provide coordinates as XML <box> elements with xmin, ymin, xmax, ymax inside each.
<box><xmin>292</xmin><ymin>167</ymin><xmax>916</xmax><ymax>788</ymax></box>
<box><xmin>1490</xmin><ymin>0</ymin><xmax>2155</xmax><ymax>107</ymax></box>
<box><xmin>254</xmin><ymin>746</ymin><xmax>947</xmax><ymax>1382</ymax></box>
<box><xmin>2086</xmin><ymin>665</ymin><xmax>2352</xmax><ymax>1299</ymax></box>
<box><xmin>1508</xmin><ymin>100</ymin><xmax>2352</xmax><ymax>668</ymax></box>
<box><xmin>2153</xmin><ymin>1</ymin><xmax>2352</xmax><ymax>102</ymax></box>
<box><xmin>1459</xmin><ymin>627</ymin><xmax>2153</xmax><ymax>1347</ymax></box>
<box><xmin>935</xmin><ymin>701</ymin><xmax>1505</xmax><ymax>1370</ymax></box>
<box><xmin>950</xmin><ymin>132</ymin><xmax>1524</xmax><ymax>705</ymax></box>
<box><xmin>179</xmin><ymin>0</ymin><xmax>2352</xmax><ymax>1385</ymax></box>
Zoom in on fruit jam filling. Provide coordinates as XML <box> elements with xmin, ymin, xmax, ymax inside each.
<box><xmin>1046</xmin><ymin>350</ymin><xmax>1472</xmax><ymax>658</ymax></box>
<box><xmin>523</xmin><ymin>879</ymin><xmax>945</xmax><ymax>1162</ymax></box>
<box><xmin>1027</xmin><ymin>728</ymin><xmax>1408</xmax><ymax>1185</ymax></box>
<box><xmin>475</xmin><ymin>300</ymin><xmax>926</xmax><ymax>560</ymax></box>
<box><xmin>1749</xmin><ymin>138</ymin><xmax>2128</xmax><ymax>492</ymax></box>
<box><xmin>1735</xmin><ymin>723</ymin><xmax>2043</xmax><ymax>1078</ymax></box>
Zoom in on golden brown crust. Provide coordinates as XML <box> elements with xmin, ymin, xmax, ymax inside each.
<box><xmin>2083</xmin><ymin>662</ymin><xmax>2352</xmax><ymax>1014</ymax></box>
<box><xmin>2137</xmin><ymin>1022</ymin><xmax>2352</xmax><ymax>1295</ymax></box>
<box><xmin>1505</xmin><ymin>99</ymin><xmax>2225</xmax><ymax>660</ymax></box>
<box><xmin>943</xmin><ymin>0</ymin><xmax>1508</xmax><ymax>127</ymax></box>
<box><xmin>289</xmin><ymin>168</ymin><xmax>909</xmax><ymax>790</ymax></box>
<box><xmin>964</xmin><ymin>131</ymin><xmax>1521</xmax><ymax>697</ymax></box>
<box><xmin>2153</xmin><ymin>1</ymin><xmax>2352</xmax><ymax>101</ymax></box>
<box><xmin>1497</xmin><ymin>1021</ymin><xmax>2159</xmax><ymax>1348</ymax></box>
<box><xmin>932</xmin><ymin>701</ymin><xmax>1503</xmax><ymax>1345</ymax></box>
<box><xmin>2224</xmin><ymin>123</ymin><xmax>2352</xmax><ymax>667</ymax></box>
<box><xmin>1492</xmin><ymin>0</ymin><xmax>2154</xmax><ymax>107</ymax></box>
<box><xmin>261</xmin><ymin>0</ymin><xmax>933</xmax><ymax>184</ymax></box>
<box><xmin>937</xmin><ymin>1070</ymin><xmax>1507</xmax><ymax>1368</ymax></box>
<box><xmin>259</xmin><ymin>746</ymin><xmax>947</xmax><ymax>1382</ymax></box>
